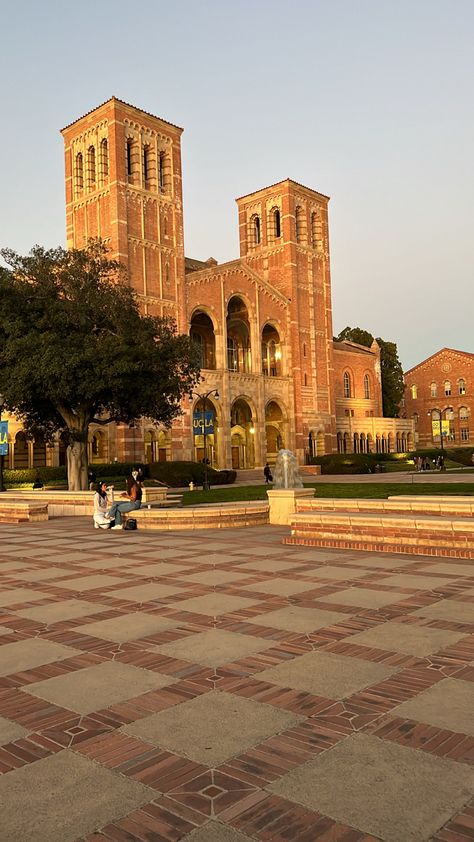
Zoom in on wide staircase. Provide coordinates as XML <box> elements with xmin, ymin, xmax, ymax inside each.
<box><xmin>284</xmin><ymin>496</ymin><xmax>474</xmax><ymax>559</ymax></box>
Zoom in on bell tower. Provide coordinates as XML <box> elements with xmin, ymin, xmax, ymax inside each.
<box><xmin>61</xmin><ymin>97</ymin><xmax>186</xmax><ymax>328</ymax></box>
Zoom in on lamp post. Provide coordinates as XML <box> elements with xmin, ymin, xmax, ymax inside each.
<box><xmin>0</xmin><ymin>394</ymin><xmax>5</xmax><ymax>493</ymax></box>
<box><xmin>427</xmin><ymin>407</ymin><xmax>451</xmax><ymax>471</ymax></box>
<box><xmin>190</xmin><ymin>389</ymin><xmax>219</xmax><ymax>490</ymax></box>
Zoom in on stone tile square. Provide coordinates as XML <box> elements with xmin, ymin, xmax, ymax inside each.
<box><xmin>153</xmin><ymin>629</ymin><xmax>275</xmax><ymax>667</ymax></box>
<box><xmin>393</xmin><ymin>678</ymin><xmax>474</xmax><ymax>735</ymax></box>
<box><xmin>236</xmin><ymin>559</ymin><xmax>302</xmax><ymax>573</ymax></box>
<box><xmin>16</xmin><ymin>599</ymin><xmax>110</xmax><ymax>624</ymax></box>
<box><xmin>123</xmin><ymin>690</ymin><xmax>302</xmax><ymax>766</ymax></box>
<box><xmin>418</xmin><ymin>562</ymin><xmax>473</xmax><ymax>577</ymax></box>
<box><xmin>73</xmin><ymin>611</ymin><xmax>179</xmax><ymax>642</ymax></box>
<box><xmin>182</xmin><ymin>570</ymin><xmax>251</xmax><ymax>586</ymax></box>
<box><xmin>320</xmin><ymin>587</ymin><xmax>405</xmax><ymax>609</ymax></box>
<box><xmin>347</xmin><ymin>620</ymin><xmax>467</xmax><ymax>657</ymax></box>
<box><xmin>0</xmin><ymin>588</ymin><xmax>50</xmax><ymax>607</ymax></box>
<box><xmin>13</xmin><ymin>567</ymin><xmax>81</xmax><ymax>583</ymax></box>
<box><xmin>413</xmin><ymin>599</ymin><xmax>474</xmax><ymax>624</ymax></box>
<box><xmin>349</xmin><ymin>555</ymin><xmax>414</xmax><ymax>568</ymax></box>
<box><xmin>0</xmin><ymin>562</ymin><xmax>30</xmax><ymax>572</ymax></box>
<box><xmin>25</xmin><ymin>660</ymin><xmax>175</xmax><ymax>714</ymax></box>
<box><xmin>0</xmin><ymin>716</ymin><xmax>29</xmax><ymax>746</ymax></box>
<box><xmin>57</xmin><ymin>574</ymin><xmax>130</xmax><ymax>591</ymax></box>
<box><xmin>0</xmin><ymin>625</ymin><xmax>12</xmax><ymax>635</ymax></box>
<box><xmin>269</xmin><ymin>732</ymin><xmax>474</xmax><ymax>842</ymax></box>
<box><xmin>172</xmin><ymin>593</ymin><xmax>257</xmax><ymax>616</ymax></box>
<box><xmin>300</xmin><ymin>565</ymin><xmax>369</xmax><ymax>580</ymax></box>
<box><xmin>241</xmin><ymin>577</ymin><xmax>320</xmax><ymax>597</ymax></box>
<box><xmin>379</xmin><ymin>573</ymin><xmax>456</xmax><ymax>589</ymax></box>
<box><xmin>183</xmin><ymin>823</ymin><xmax>253</xmax><ymax>842</ymax></box>
<box><xmin>83</xmin><ymin>555</ymin><xmax>149</xmax><ymax>569</ymax></box>
<box><xmin>0</xmin><ymin>748</ymin><xmax>153</xmax><ymax>842</ymax></box>
<box><xmin>123</xmin><ymin>562</ymin><xmax>192</xmax><ymax>577</ymax></box>
<box><xmin>108</xmin><ymin>582</ymin><xmax>185</xmax><ymax>602</ymax></box>
<box><xmin>138</xmin><ymin>548</ymin><xmax>193</xmax><ymax>560</ymax></box>
<box><xmin>0</xmin><ymin>638</ymin><xmax>81</xmax><ymax>676</ymax></box>
<box><xmin>246</xmin><ymin>605</ymin><xmax>350</xmax><ymax>634</ymax></box>
<box><xmin>257</xmin><ymin>650</ymin><xmax>397</xmax><ymax>699</ymax></box>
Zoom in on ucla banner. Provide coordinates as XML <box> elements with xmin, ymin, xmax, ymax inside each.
<box><xmin>431</xmin><ymin>419</ymin><xmax>450</xmax><ymax>438</ymax></box>
<box><xmin>193</xmin><ymin>411</ymin><xmax>214</xmax><ymax>436</ymax></box>
<box><xmin>0</xmin><ymin>421</ymin><xmax>8</xmax><ymax>456</ymax></box>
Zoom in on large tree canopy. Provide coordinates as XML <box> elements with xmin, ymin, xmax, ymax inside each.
<box><xmin>335</xmin><ymin>325</ymin><xmax>405</xmax><ymax>417</ymax></box>
<box><xmin>0</xmin><ymin>241</ymin><xmax>201</xmax><ymax>489</ymax></box>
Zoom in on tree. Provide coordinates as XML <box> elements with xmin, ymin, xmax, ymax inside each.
<box><xmin>335</xmin><ymin>325</ymin><xmax>405</xmax><ymax>417</ymax></box>
<box><xmin>0</xmin><ymin>242</ymin><xmax>201</xmax><ymax>489</ymax></box>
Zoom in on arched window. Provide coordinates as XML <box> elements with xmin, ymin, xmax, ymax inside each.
<box><xmin>444</xmin><ymin>380</ymin><xmax>451</xmax><ymax>396</ymax></box>
<box><xmin>459</xmin><ymin>378</ymin><xmax>466</xmax><ymax>395</ymax></box>
<box><xmin>86</xmin><ymin>145</ymin><xmax>96</xmax><ymax>189</ymax></box>
<box><xmin>430</xmin><ymin>382</ymin><xmax>437</xmax><ymax>397</ymax></box>
<box><xmin>158</xmin><ymin>150</ymin><xmax>168</xmax><ymax>192</ymax></box>
<box><xmin>343</xmin><ymin>371</ymin><xmax>351</xmax><ymax>398</ymax></box>
<box><xmin>364</xmin><ymin>374</ymin><xmax>370</xmax><ymax>399</ymax></box>
<box><xmin>311</xmin><ymin>211</ymin><xmax>323</xmax><ymax>250</ymax></box>
<box><xmin>255</xmin><ymin>215</ymin><xmax>261</xmax><ymax>245</ymax></box>
<box><xmin>75</xmin><ymin>153</ymin><xmax>84</xmax><ymax>193</ymax></box>
<box><xmin>227</xmin><ymin>336</ymin><xmax>238</xmax><ymax>371</ymax></box>
<box><xmin>99</xmin><ymin>138</ymin><xmax>108</xmax><ymax>180</ymax></box>
<box><xmin>126</xmin><ymin>139</ymin><xmax>134</xmax><ymax>179</ymax></box>
<box><xmin>295</xmin><ymin>206</ymin><xmax>305</xmax><ymax>244</ymax></box>
<box><xmin>411</xmin><ymin>385</ymin><xmax>418</xmax><ymax>399</ymax></box>
<box><xmin>261</xmin><ymin>325</ymin><xmax>282</xmax><ymax>376</ymax></box>
<box><xmin>459</xmin><ymin>406</ymin><xmax>469</xmax><ymax>420</ymax></box>
<box><xmin>273</xmin><ymin>208</ymin><xmax>281</xmax><ymax>239</ymax></box>
<box><xmin>143</xmin><ymin>145</ymin><xmax>150</xmax><ymax>184</ymax></box>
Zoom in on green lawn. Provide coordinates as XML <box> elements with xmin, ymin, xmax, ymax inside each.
<box><xmin>181</xmin><ymin>482</ymin><xmax>474</xmax><ymax>506</ymax></box>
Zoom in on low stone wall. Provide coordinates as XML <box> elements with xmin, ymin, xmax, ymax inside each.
<box><xmin>0</xmin><ymin>501</ymin><xmax>48</xmax><ymax>523</ymax></box>
<box><xmin>1</xmin><ymin>486</ymin><xmax>168</xmax><ymax>517</ymax></box>
<box><xmin>286</xmin><ymin>509</ymin><xmax>474</xmax><ymax>558</ymax></box>
<box><xmin>123</xmin><ymin>502</ymin><xmax>269</xmax><ymax>531</ymax></box>
<box><xmin>296</xmin><ymin>495</ymin><xmax>474</xmax><ymax>518</ymax></box>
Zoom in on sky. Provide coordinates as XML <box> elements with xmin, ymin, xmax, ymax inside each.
<box><xmin>1</xmin><ymin>0</ymin><xmax>473</xmax><ymax>371</ymax></box>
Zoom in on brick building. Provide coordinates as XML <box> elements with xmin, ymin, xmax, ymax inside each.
<box><xmin>3</xmin><ymin>98</ymin><xmax>413</xmax><ymax>470</ymax></box>
<box><xmin>404</xmin><ymin>348</ymin><xmax>474</xmax><ymax>449</ymax></box>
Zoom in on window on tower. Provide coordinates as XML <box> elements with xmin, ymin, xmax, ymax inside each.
<box><xmin>86</xmin><ymin>145</ymin><xmax>96</xmax><ymax>189</ymax></box>
<box><xmin>75</xmin><ymin>152</ymin><xmax>84</xmax><ymax>194</ymax></box>
<box><xmin>99</xmin><ymin>138</ymin><xmax>108</xmax><ymax>181</ymax></box>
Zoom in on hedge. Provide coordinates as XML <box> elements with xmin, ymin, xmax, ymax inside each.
<box><xmin>148</xmin><ymin>461</ymin><xmax>236</xmax><ymax>487</ymax></box>
<box><xmin>310</xmin><ymin>452</ymin><xmax>412</xmax><ymax>475</ymax></box>
<box><xmin>4</xmin><ymin>466</ymin><xmax>67</xmax><ymax>484</ymax></box>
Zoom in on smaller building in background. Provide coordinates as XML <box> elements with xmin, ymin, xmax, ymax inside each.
<box><xmin>404</xmin><ymin>348</ymin><xmax>474</xmax><ymax>449</ymax></box>
<box><xmin>334</xmin><ymin>339</ymin><xmax>414</xmax><ymax>454</ymax></box>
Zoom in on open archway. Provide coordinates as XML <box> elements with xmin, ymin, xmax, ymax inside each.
<box><xmin>227</xmin><ymin>296</ymin><xmax>251</xmax><ymax>373</ymax></box>
<box><xmin>230</xmin><ymin>398</ymin><xmax>255</xmax><ymax>469</ymax></box>
<box><xmin>265</xmin><ymin>400</ymin><xmax>286</xmax><ymax>462</ymax></box>
<box><xmin>190</xmin><ymin>310</ymin><xmax>216</xmax><ymax>370</ymax></box>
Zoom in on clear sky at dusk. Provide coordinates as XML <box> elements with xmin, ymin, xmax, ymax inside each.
<box><xmin>1</xmin><ymin>0</ymin><xmax>472</xmax><ymax>371</ymax></box>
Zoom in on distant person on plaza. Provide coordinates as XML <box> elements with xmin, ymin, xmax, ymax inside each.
<box><xmin>263</xmin><ymin>463</ymin><xmax>273</xmax><ymax>484</ymax></box>
<box><xmin>106</xmin><ymin>468</ymin><xmax>142</xmax><ymax>530</ymax></box>
<box><xmin>93</xmin><ymin>481</ymin><xmax>114</xmax><ymax>529</ymax></box>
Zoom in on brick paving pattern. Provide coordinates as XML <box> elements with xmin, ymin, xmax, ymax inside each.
<box><xmin>0</xmin><ymin>519</ymin><xmax>473</xmax><ymax>841</ymax></box>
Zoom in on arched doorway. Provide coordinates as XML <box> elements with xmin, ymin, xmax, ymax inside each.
<box><xmin>261</xmin><ymin>324</ymin><xmax>282</xmax><ymax>376</ymax></box>
<box><xmin>14</xmin><ymin>431</ymin><xmax>29</xmax><ymax>468</ymax></box>
<box><xmin>230</xmin><ymin>398</ymin><xmax>255</xmax><ymax>469</ymax></box>
<box><xmin>32</xmin><ymin>438</ymin><xmax>47</xmax><ymax>467</ymax></box>
<box><xmin>193</xmin><ymin>397</ymin><xmax>219</xmax><ymax>466</ymax></box>
<box><xmin>190</xmin><ymin>310</ymin><xmax>216</xmax><ymax>369</ymax></box>
<box><xmin>265</xmin><ymin>400</ymin><xmax>285</xmax><ymax>463</ymax></box>
<box><xmin>227</xmin><ymin>296</ymin><xmax>251</xmax><ymax>373</ymax></box>
<box><xmin>89</xmin><ymin>430</ymin><xmax>108</xmax><ymax>463</ymax></box>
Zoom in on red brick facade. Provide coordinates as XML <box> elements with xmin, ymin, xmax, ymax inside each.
<box><xmin>3</xmin><ymin>97</ymin><xmax>414</xmax><ymax>469</ymax></box>
<box><xmin>404</xmin><ymin>348</ymin><xmax>474</xmax><ymax>449</ymax></box>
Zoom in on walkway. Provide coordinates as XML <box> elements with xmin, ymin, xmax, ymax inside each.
<box><xmin>0</xmin><ymin>519</ymin><xmax>473</xmax><ymax>841</ymax></box>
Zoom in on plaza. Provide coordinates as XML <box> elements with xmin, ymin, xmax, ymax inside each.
<box><xmin>0</xmin><ymin>518</ymin><xmax>473</xmax><ymax>841</ymax></box>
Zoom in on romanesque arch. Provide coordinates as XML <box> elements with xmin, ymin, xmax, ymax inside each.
<box><xmin>226</xmin><ymin>296</ymin><xmax>252</xmax><ymax>373</ymax></box>
<box><xmin>230</xmin><ymin>397</ymin><xmax>256</xmax><ymax>469</ymax></box>
<box><xmin>264</xmin><ymin>400</ymin><xmax>287</xmax><ymax>462</ymax></box>
<box><xmin>190</xmin><ymin>309</ymin><xmax>216</xmax><ymax>370</ymax></box>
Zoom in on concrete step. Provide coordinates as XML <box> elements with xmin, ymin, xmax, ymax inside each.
<box><xmin>297</xmin><ymin>496</ymin><xmax>474</xmax><ymax>518</ymax></box>
<box><xmin>286</xmin><ymin>509</ymin><xmax>474</xmax><ymax>559</ymax></box>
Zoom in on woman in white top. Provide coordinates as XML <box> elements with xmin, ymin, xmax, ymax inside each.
<box><xmin>93</xmin><ymin>481</ymin><xmax>113</xmax><ymax>529</ymax></box>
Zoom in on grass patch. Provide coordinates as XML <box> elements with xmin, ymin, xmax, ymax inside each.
<box><xmin>182</xmin><ymin>482</ymin><xmax>474</xmax><ymax>506</ymax></box>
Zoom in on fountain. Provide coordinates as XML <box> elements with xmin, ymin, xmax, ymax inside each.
<box><xmin>273</xmin><ymin>449</ymin><xmax>303</xmax><ymax>489</ymax></box>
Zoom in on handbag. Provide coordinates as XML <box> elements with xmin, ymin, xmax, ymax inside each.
<box><xmin>124</xmin><ymin>518</ymin><xmax>137</xmax><ymax>530</ymax></box>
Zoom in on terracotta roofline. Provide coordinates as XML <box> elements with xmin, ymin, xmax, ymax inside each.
<box><xmin>60</xmin><ymin>96</ymin><xmax>183</xmax><ymax>134</ymax></box>
<box><xmin>404</xmin><ymin>347</ymin><xmax>474</xmax><ymax>376</ymax></box>
<box><xmin>235</xmin><ymin>178</ymin><xmax>330</xmax><ymax>203</ymax></box>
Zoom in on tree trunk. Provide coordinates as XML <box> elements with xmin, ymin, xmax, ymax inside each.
<box><xmin>67</xmin><ymin>440</ymin><xmax>88</xmax><ymax>490</ymax></box>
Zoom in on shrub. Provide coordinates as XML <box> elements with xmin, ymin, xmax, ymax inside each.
<box><xmin>4</xmin><ymin>466</ymin><xmax>67</xmax><ymax>485</ymax></box>
<box><xmin>148</xmin><ymin>461</ymin><xmax>236</xmax><ymax>487</ymax></box>
<box><xmin>310</xmin><ymin>452</ymin><xmax>412</xmax><ymax>475</ymax></box>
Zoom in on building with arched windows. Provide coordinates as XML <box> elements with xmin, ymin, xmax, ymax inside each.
<box><xmin>404</xmin><ymin>348</ymin><xmax>474</xmax><ymax>449</ymax></box>
<box><xmin>2</xmin><ymin>97</ymin><xmax>413</xmax><ymax>470</ymax></box>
